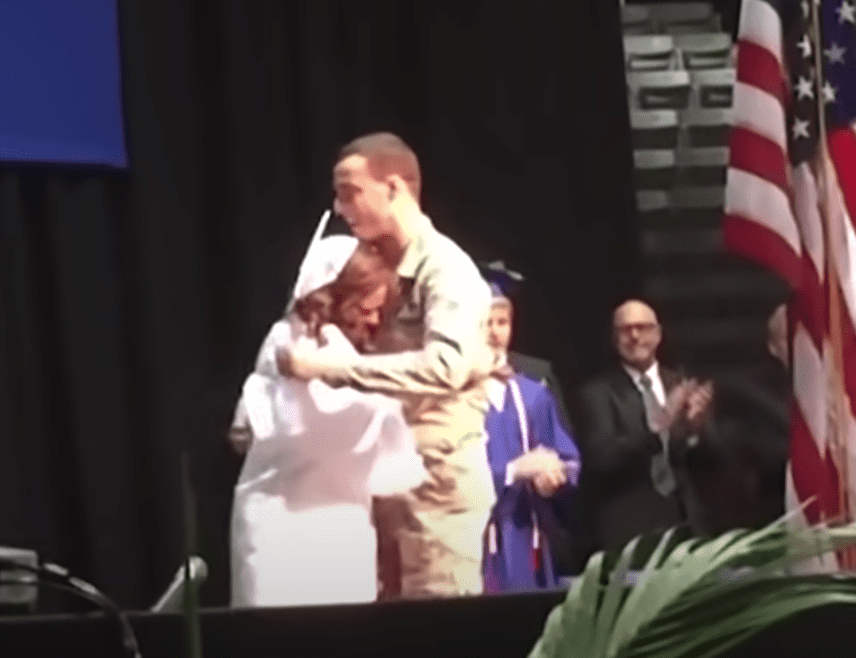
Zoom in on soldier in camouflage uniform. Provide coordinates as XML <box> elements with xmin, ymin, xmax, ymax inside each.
<box><xmin>278</xmin><ymin>132</ymin><xmax>501</xmax><ymax>598</ymax></box>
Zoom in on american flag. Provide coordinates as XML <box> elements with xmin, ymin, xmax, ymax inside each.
<box><xmin>723</xmin><ymin>0</ymin><xmax>856</xmax><ymax>566</ymax></box>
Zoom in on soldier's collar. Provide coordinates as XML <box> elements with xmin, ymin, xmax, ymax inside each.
<box><xmin>396</xmin><ymin>214</ymin><xmax>433</xmax><ymax>278</ymax></box>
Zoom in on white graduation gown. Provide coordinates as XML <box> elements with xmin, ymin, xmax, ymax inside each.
<box><xmin>230</xmin><ymin>319</ymin><xmax>426</xmax><ymax>607</ymax></box>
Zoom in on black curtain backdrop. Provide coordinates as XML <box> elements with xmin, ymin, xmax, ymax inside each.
<box><xmin>0</xmin><ymin>0</ymin><xmax>639</xmax><ymax>610</ymax></box>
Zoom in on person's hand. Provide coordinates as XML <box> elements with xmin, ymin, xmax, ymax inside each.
<box><xmin>317</xmin><ymin>324</ymin><xmax>360</xmax><ymax>353</ymax></box>
<box><xmin>510</xmin><ymin>446</ymin><xmax>567</xmax><ymax>493</ymax></box>
<box><xmin>275</xmin><ymin>336</ymin><xmax>316</xmax><ymax>380</ymax></box>
<box><xmin>564</xmin><ymin>458</ymin><xmax>581</xmax><ymax>488</ymax></box>
<box><xmin>659</xmin><ymin>379</ymin><xmax>695</xmax><ymax>431</ymax></box>
<box><xmin>533</xmin><ymin>468</ymin><xmax>568</xmax><ymax>497</ymax></box>
<box><xmin>534</xmin><ymin>458</ymin><xmax>580</xmax><ymax>496</ymax></box>
<box><xmin>684</xmin><ymin>380</ymin><xmax>714</xmax><ymax>433</ymax></box>
<box><xmin>228</xmin><ymin>426</ymin><xmax>253</xmax><ymax>455</ymax></box>
<box><xmin>276</xmin><ymin>325</ymin><xmax>359</xmax><ymax>381</ymax></box>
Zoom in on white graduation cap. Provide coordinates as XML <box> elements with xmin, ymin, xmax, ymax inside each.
<box><xmin>285</xmin><ymin>210</ymin><xmax>358</xmax><ymax>315</ymax></box>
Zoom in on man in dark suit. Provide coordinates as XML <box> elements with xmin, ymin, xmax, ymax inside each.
<box><xmin>711</xmin><ymin>303</ymin><xmax>791</xmax><ymax>529</ymax></box>
<box><xmin>574</xmin><ymin>300</ymin><xmax>720</xmax><ymax>558</ymax></box>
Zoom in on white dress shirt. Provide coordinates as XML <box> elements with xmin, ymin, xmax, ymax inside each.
<box><xmin>623</xmin><ymin>361</ymin><xmax>666</xmax><ymax>407</ymax></box>
<box><xmin>623</xmin><ymin>361</ymin><xmax>700</xmax><ymax>448</ymax></box>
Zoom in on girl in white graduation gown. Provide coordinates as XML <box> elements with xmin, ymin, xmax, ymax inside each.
<box><xmin>230</xmin><ymin>235</ymin><xmax>427</xmax><ymax>607</ymax></box>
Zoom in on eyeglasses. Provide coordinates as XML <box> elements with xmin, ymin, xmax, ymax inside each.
<box><xmin>614</xmin><ymin>322</ymin><xmax>659</xmax><ymax>335</ymax></box>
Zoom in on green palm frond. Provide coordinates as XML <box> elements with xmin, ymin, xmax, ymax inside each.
<box><xmin>528</xmin><ymin>509</ymin><xmax>856</xmax><ymax>658</ymax></box>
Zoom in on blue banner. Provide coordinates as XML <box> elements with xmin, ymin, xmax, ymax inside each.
<box><xmin>0</xmin><ymin>0</ymin><xmax>128</xmax><ymax>168</ymax></box>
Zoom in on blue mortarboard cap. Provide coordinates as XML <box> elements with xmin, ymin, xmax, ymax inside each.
<box><xmin>478</xmin><ymin>260</ymin><xmax>524</xmax><ymax>300</ymax></box>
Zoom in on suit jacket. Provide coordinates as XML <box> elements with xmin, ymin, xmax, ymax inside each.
<box><xmin>574</xmin><ymin>365</ymin><xmax>729</xmax><ymax>558</ymax></box>
<box><xmin>710</xmin><ymin>362</ymin><xmax>790</xmax><ymax>527</ymax></box>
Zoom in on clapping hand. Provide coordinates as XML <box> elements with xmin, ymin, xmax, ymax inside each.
<box><xmin>656</xmin><ymin>379</ymin><xmax>695</xmax><ymax>432</ymax></box>
<box><xmin>533</xmin><ymin>469</ymin><xmax>568</xmax><ymax>498</ymax></box>
<box><xmin>511</xmin><ymin>446</ymin><xmax>568</xmax><ymax>497</ymax></box>
<box><xmin>684</xmin><ymin>380</ymin><xmax>714</xmax><ymax>433</ymax></box>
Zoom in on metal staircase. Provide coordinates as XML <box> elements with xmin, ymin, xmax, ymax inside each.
<box><xmin>621</xmin><ymin>1</ymin><xmax>788</xmax><ymax>378</ymax></box>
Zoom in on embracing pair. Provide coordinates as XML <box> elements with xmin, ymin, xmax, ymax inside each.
<box><xmin>230</xmin><ymin>132</ymin><xmax>506</xmax><ymax>606</ymax></box>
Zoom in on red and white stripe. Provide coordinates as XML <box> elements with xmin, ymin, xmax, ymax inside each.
<box><xmin>723</xmin><ymin>0</ymin><xmax>856</xmax><ymax>564</ymax></box>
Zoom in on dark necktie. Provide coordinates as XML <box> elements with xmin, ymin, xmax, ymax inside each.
<box><xmin>639</xmin><ymin>373</ymin><xmax>677</xmax><ymax>497</ymax></box>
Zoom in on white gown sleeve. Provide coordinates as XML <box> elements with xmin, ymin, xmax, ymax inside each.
<box><xmin>253</xmin><ymin>320</ymin><xmax>294</xmax><ymax>379</ymax></box>
<box><xmin>231</xmin><ymin>394</ymin><xmax>250</xmax><ymax>429</ymax></box>
<box><xmin>242</xmin><ymin>374</ymin><xmax>278</xmax><ymax>441</ymax></box>
<box><xmin>242</xmin><ymin>319</ymin><xmax>307</xmax><ymax>441</ymax></box>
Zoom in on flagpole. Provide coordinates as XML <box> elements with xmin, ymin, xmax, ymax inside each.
<box><xmin>809</xmin><ymin>0</ymin><xmax>854</xmax><ymax>568</ymax></box>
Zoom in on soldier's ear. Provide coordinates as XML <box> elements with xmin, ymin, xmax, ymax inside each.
<box><xmin>387</xmin><ymin>175</ymin><xmax>409</xmax><ymax>201</ymax></box>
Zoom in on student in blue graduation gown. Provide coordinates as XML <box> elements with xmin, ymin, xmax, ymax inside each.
<box><xmin>481</xmin><ymin>268</ymin><xmax>581</xmax><ymax>593</ymax></box>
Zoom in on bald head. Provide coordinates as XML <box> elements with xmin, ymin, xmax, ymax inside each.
<box><xmin>613</xmin><ymin>299</ymin><xmax>662</xmax><ymax>371</ymax></box>
<box><xmin>614</xmin><ymin>299</ymin><xmax>659</xmax><ymax>327</ymax></box>
<box><xmin>767</xmin><ymin>303</ymin><xmax>788</xmax><ymax>367</ymax></box>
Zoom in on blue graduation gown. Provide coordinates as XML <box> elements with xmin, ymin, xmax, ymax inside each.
<box><xmin>483</xmin><ymin>373</ymin><xmax>581</xmax><ymax>593</ymax></box>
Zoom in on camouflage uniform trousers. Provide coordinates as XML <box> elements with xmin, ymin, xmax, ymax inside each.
<box><xmin>374</xmin><ymin>428</ymin><xmax>496</xmax><ymax>599</ymax></box>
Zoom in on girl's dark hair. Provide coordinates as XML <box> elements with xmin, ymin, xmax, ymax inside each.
<box><xmin>293</xmin><ymin>284</ymin><xmax>335</xmax><ymax>339</ymax></box>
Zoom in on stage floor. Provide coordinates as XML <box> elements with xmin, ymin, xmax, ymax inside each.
<box><xmin>1</xmin><ymin>588</ymin><xmax>854</xmax><ymax>658</ymax></box>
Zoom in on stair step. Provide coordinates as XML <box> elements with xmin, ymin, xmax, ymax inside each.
<box><xmin>637</xmin><ymin>186</ymin><xmax>725</xmax><ymax>209</ymax></box>
<box><xmin>643</xmin><ymin>294</ymin><xmax>787</xmax><ymax>321</ymax></box>
<box><xmin>643</xmin><ymin>271</ymin><xmax>788</xmax><ymax>301</ymax></box>
<box><xmin>636</xmin><ymin>187</ymin><xmax>725</xmax><ymax>229</ymax></box>
<box><xmin>660</xmin><ymin>342</ymin><xmax>769</xmax><ymax>373</ymax></box>
<box><xmin>641</xmin><ymin>251</ymin><xmax>790</xmax><ymax>277</ymax></box>
<box><xmin>622</xmin><ymin>29</ymin><xmax>776</xmax><ymax>382</ymax></box>
<box><xmin>700</xmin><ymin>362</ymin><xmax>784</xmax><ymax>383</ymax></box>
<box><xmin>665</xmin><ymin>316</ymin><xmax>766</xmax><ymax>346</ymax></box>
<box><xmin>640</xmin><ymin>227</ymin><xmax>721</xmax><ymax>255</ymax></box>
<box><xmin>638</xmin><ymin>208</ymin><xmax>724</xmax><ymax>230</ymax></box>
